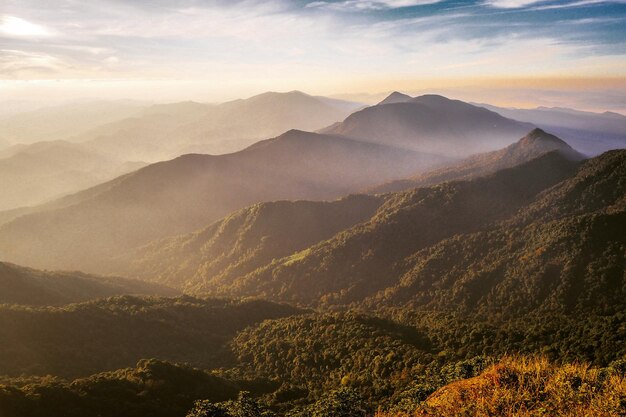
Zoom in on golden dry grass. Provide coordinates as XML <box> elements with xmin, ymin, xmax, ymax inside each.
<box><xmin>379</xmin><ymin>356</ymin><xmax>626</xmax><ymax>417</ymax></box>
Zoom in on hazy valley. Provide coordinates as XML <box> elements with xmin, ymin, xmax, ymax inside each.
<box><xmin>0</xmin><ymin>88</ymin><xmax>624</xmax><ymax>417</ymax></box>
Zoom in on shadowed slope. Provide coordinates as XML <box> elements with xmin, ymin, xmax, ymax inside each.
<box><xmin>0</xmin><ymin>296</ymin><xmax>302</xmax><ymax>377</ymax></box>
<box><xmin>0</xmin><ymin>262</ymin><xmax>177</xmax><ymax>306</ymax></box>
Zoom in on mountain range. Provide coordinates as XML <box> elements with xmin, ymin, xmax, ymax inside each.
<box><xmin>0</xmin><ymin>100</ymin><xmax>145</xmax><ymax>146</ymax></box>
<box><xmin>478</xmin><ymin>103</ymin><xmax>626</xmax><ymax>155</ymax></box>
<box><xmin>0</xmin><ymin>90</ymin><xmax>624</xmax><ymax>417</ymax></box>
<box><xmin>323</xmin><ymin>93</ymin><xmax>534</xmax><ymax>157</ymax></box>
<box><xmin>0</xmin><ymin>140</ymin><xmax>144</xmax><ymax>211</ymax></box>
<box><xmin>113</xmin><ymin>130</ymin><xmax>588</xmax><ymax>305</ymax></box>
<box><xmin>82</xmin><ymin>91</ymin><xmax>361</xmax><ymax>162</ymax></box>
<box><xmin>192</xmin><ymin>150</ymin><xmax>582</xmax><ymax>306</ymax></box>
<box><xmin>0</xmin><ymin>92</ymin><xmax>360</xmax><ymax>211</ymax></box>
<box><xmin>0</xmin><ymin>129</ymin><xmax>446</xmax><ymax>272</ymax></box>
<box><xmin>368</xmin><ymin>128</ymin><xmax>583</xmax><ymax>194</ymax></box>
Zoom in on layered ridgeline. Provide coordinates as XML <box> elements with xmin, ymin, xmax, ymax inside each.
<box><xmin>115</xmin><ymin>129</ymin><xmax>574</xmax><ymax>290</ymax></box>
<box><xmin>82</xmin><ymin>91</ymin><xmax>360</xmax><ymax>162</ymax></box>
<box><xmin>369</xmin><ymin>128</ymin><xmax>583</xmax><ymax>194</ymax></box>
<box><xmin>0</xmin><ymin>92</ymin><xmax>358</xmax><ymax>211</ymax></box>
<box><xmin>0</xmin><ymin>130</ymin><xmax>446</xmax><ymax>272</ymax></box>
<box><xmin>479</xmin><ymin>103</ymin><xmax>626</xmax><ymax>155</ymax></box>
<box><xmin>0</xmin><ymin>140</ymin><xmax>144</xmax><ymax>211</ymax></box>
<box><xmin>371</xmin><ymin>149</ymin><xmax>626</xmax><ymax>315</ymax></box>
<box><xmin>219</xmin><ymin>149</ymin><xmax>624</xmax><ymax>313</ymax></box>
<box><xmin>203</xmin><ymin>152</ymin><xmax>580</xmax><ymax>306</ymax></box>
<box><xmin>322</xmin><ymin>93</ymin><xmax>533</xmax><ymax>157</ymax></box>
<box><xmin>0</xmin><ymin>262</ymin><xmax>176</xmax><ymax>306</ymax></box>
<box><xmin>0</xmin><ymin>100</ymin><xmax>145</xmax><ymax>145</ymax></box>
<box><xmin>0</xmin><ymin>296</ymin><xmax>301</xmax><ymax>377</ymax></box>
<box><xmin>126</xmin><ymin>131</ymin><xmax>585</xmax><ymax>305</ymax></box>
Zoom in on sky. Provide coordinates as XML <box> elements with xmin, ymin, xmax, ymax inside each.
<box><xmin>1</xmin><ymin>0</ymin><xmax>625</xmax><ymax>110</ymax></box>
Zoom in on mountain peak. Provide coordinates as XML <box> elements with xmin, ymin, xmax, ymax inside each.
<box><xmin>512</xmin><ymin>128</ymin><xmax>583</xmax><ymax>160</ymax></box>
<box><xmin>378</xmin><ymin>91</ymin><xmax>413</xmax><ymax>105</ymax></box>
<box><xmin>519</xmin><ymin>128</ymin><xmax>567</xmax><ymax>146</ymax></box>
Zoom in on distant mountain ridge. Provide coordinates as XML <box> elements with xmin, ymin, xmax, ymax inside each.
<box><xmin>0</xmin><ymin>130</ymin><xmax>446</xmax><ymax>272</ymax></box>
<box><xmin>377</xmin><ymin>91</ymin><xmax>413</xmax><ymax>105</ymax></box>
<box><xmin>368</xmin><ymin>128</ymin><xmax>583</xmax><ymax>194</ymax></box>
<box><xmin>0</xmin><ymin>140</ymin><xmax>145</xmax><ymax>211</ymax></box>
<box><xmin>0</xmin><ymin>100</ymin><xmax>145</xmax><ymax>145</ymax></box>
<box><xmin>323</xmin><ymin>93</ymin><xmax>534</xmax><ymax>157</ymax></box>
<box><xmin>82</xmin><ymin>91</ymin><xmax>361</xmax><ymax>161</ymax></box>
<box><xmin>115</xmin><ymin>130</ymin><xmax>582</xmax><ymax>292</ymax></box>
<box><xmin>477</xmin><ymin>103</ymin><xmax>626</xmax><ymax>155</ymax></box>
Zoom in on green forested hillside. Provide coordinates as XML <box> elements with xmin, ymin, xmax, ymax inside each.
<box><xmin>0</xmin><ymin>359</ymin><xmax>240</xmax><ymax>417</ymax></box>
<box><xmin>0</xmin><ymin>262</ymin><xmax>177</xmax><ymax>306</ymax></box>
<box><xmin>206</xmin><ymin>152</ymin><xmax>579</xmax><ymax>305</ymax></box>
<box><xmin>370</xmin><ymin>150</ymin><xmax>626</xmax><ymax>315</ymax></box>
<box><xmin>0</xmin><ymin>296</ymin><xmax>301</xmax><ymax>377</ymax></box>
<box><xmin>120</xmin><ymin>194</ymin><xmax>384</xmax><ymax>291</ymax></box>
<box><xmin>231</xmin><ymin>312</ymin><xmax>433</xmax><ymax>401</ymax></box>
<box><xmin>0</xmin><ymin>148</ymin><xmax>624</xmax><ymax>417</ymax></box>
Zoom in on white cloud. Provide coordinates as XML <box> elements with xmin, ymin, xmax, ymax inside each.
<box><xmin>0</xmin><ymin>15</ymin><xmax>52</xmax><ymax>38</ymax></box>
<box><xmin>306</xmin><ymin>0</ymin><xmax>442</xmax><ymax>11</ymax></box>
<box><xmin>0</xmin><ymin>49</ymin><xmax>68</xmax><ymax>77</ymax></box>
<box><xmin>484</xmin><ymin>0</ymin><xmax>626</xmax><ymax>8</ymax></box>
<box><xmin>531</xmin><ymin>0</ymin><xmax>626</xmax><ymax>10</ymax></box>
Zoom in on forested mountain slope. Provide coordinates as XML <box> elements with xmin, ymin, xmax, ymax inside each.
<box><xmin>0</xmin><ymin>296</ymin><xmax>301</xmax><ymax>377</ymax></box>
<box><xmin>118</xmin><ymin>194</ymin><xmax>384</xmax><ymax>290</ymax></box>
<box><xmin>205</xmin><ymin>152</ymin><xmax>579</xmax><ymax>305</ymax></box>
<box><xmin>371</xmin><ymin>150</ymin><xmax>626</xmax><ymax>315</ymax></box>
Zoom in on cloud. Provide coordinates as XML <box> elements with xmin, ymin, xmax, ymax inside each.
<box><xmin>0</xmin><ymin>49</ymin><xmax>68</xmax><ymax>77</ymax></box>
<box><xmin>0</xmin><ymin>15</ymin><xmax>53</xmax><ymax>38</ymax></box>
<box><xmin>0</xmin><ymin>0</ymin><xmax>623</xmax><ymax>87</ymax></box>
<box><xmin>483</xmin><ymin>0</ymin><xmax>542</xmax><ymax>7</ymax></box>
<box><xmin>530</xmin><ymin>0</ymin><xmax>626</xmax><ymax>10</ymax></box>
<box><xmin>484</xmin><ymin>0</ymin><xmax>626</xmax><ymax>8</ymax></box>
<box><xmin>306</xmin><ymin>0</ymin><xmax>442</xmax><ymax>11</ymax></box>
